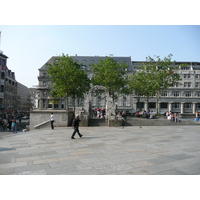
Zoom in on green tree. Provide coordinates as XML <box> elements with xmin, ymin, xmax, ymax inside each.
<box><xmin>128</xmin><ymin>54</ymin><xmax>182</xmax><ymax>113</ymax></box>
<box><xmin>143</xmin><ymin>54</ymin><xmax>182</xmax><ymax>113</ymax></box>
<box><xmin>47</xmin><ymin>54</ymin><xmax>91</xmax><ymax>111</ymax></box>
<box><xmin>91</xmin><ymin>56</ymin><xmax>129</xmax><ymax>102</ymax></box>
<box><xmin>128</xmin><ymin>70</ymin><xmax>156</xmax><ymax>111</ymax></box>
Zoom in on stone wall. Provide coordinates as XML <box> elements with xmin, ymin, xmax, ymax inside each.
<box><xmin>30</xmin><ymin>110</ymin><xmax>74</xmax><ymax>130</ymax></box>
<box><xmin>108</xmin><ymin>116</ymin><xmax>122</xmax><ymax>127</ymax></box>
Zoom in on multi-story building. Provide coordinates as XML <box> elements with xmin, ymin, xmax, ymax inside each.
<box><xmin>0</xmin><ymin>51</ymin><xmax>7</xmax><ymax>119</ymax></box>
<box><xmin>0</xmin><ymin>51</ymin><xmax>31</xmax><ymax>119</ymax></box>
<box><xmin>132</xmin><ymin>61</ymin><xmax>200</xmax><ymax>115</ymax></box>
<box><xmin>16</xmin><ymin>83</ymin><xmax>31</xmax><ymax>116</ymax></box>
<box><xmin>4</xmin><ymin>68</ymin><xmax>17</xmax><ymax>118</ymax></box>
<box><xmin>28</xmin><ymin>87</ymin><xmax>38</xmax><ymax>110</ymax></box>
<box><xmin>36</xmin><ymin>55</ymin><xmax>132</xmax><ymax>110</ymax></box>
<box><xmin>35</xmin><ymin>55</ymin><xmax>200</xmax><ymax>116</ymax></box>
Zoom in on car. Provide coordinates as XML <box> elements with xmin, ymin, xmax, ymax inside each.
<box><xmin>22</xmin><ymin>116</ymin><xmax>29</xmax><ymax>119</ymax></box>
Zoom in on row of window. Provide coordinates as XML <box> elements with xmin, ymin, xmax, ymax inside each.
<box><xmin>137</xmin><ymin>102</ymin><xmax>200</xmax><ymax>109</ymax></box>
<box><xmin>0</xmin><ymin>58</ymin><xmax>6</xmax><ymax>66</ymax></box>
<box><xmin>163</xmin><ymin>91</ymin><xmax>200</xmax><ymax>97</ymax></box>
<box><xmin>41</xmin><ymin>90</ymin><xmax>200</xmax><ymax>99</ymax></box>
<box><xmin>40</xmin><ymin>100</ymin><xmax>200</xmax><ymax>110</ymax></box>
<box><xmin>183</xmin><ymin>74</ymin><xmax>200</xmax><ymax>79</ymax></box>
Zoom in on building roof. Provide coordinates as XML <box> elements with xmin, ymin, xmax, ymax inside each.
<box><xmin>0</xmin><ymin>51</ymin><xmax>8</xmax><ymax>59</ymax></box>
<box><xmin>39</xmin><ymin>55</ymin><xmax>132</xmax><ymax>70</ymax></box>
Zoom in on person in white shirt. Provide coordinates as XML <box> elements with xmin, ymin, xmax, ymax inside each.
<box><xmin>50</xmin><ymin>112</ymin><xmax>55</xmax><ymax>129</ymax></box>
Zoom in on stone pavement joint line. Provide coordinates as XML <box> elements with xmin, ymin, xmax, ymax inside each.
<box><xmin>0</xmin><ymin>126</ymin><xmax>200</xmax><ymax>175</ymax></box>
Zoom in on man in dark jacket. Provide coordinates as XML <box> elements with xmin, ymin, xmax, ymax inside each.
<box><xmin>71</xmin><ymin>114</ymin><xmax>83</xmax><ymax>139</ymax></box>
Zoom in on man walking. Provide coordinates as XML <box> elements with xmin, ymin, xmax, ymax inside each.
<box><xmin>71</xmin><ymin>114</ymin><xmax>83</xmax><ymax>139</ymax></box>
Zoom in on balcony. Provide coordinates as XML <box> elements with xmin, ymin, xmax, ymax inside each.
<box><xmin>33</xmin><ymin>85</ymin><xmax>51</xmax><ymax>89</ymax></box>
<box><xmin>38</xmin><ymin>76</ymin><xmax>51</xmax><ymax>80</ymax></box>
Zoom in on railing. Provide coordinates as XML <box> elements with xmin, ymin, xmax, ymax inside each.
<box><xmin>32</xmin><ymin>85</ymin><xmax>51</xmax><ymax>89</ymax></box>
<box><xmin>37</xmin><ymin>76</ymin><xmax>51</xmax><ymax>80</ymax></box>
<box><xmin>34</xmin><ymin>120</ymin><xmax>50</xmax><ymax>129</ymax></box>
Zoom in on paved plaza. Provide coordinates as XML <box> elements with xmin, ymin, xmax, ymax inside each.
<box><xmin>0</xmin><ymin>125</ymin><xmax>200</xmax><ymax>175</ymax></box>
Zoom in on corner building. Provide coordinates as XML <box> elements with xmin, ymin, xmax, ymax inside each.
<box><xmin>36</xmin><ymin>55</ymin><xmax>200</xmax><ymax>116</ymax></box>
<box><xmin>132</xmin><ymin>61</ymin><xmax>200</xmax><ymax>116</ymax></box>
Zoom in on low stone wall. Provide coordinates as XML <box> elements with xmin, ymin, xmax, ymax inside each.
<box><xmin>178</xmin><ymin>113</ymin><xmax>195</xmax><ymax>119</ymax></box>
<box><xmin>108</xmin><ymin>116</ymin><xmax>122</xmax><ymax>127</ymax></box>
<box><xmin>80</xmin><ymin>115</ymin><xmax>89</xmax><ymax>127</ymax></box>
<box><xmin>30</xmin><ymin>110</ymin><xmax>74</xmax><ymax>130</ymax></box>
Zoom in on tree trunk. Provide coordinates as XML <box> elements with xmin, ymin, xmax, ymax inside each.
<box><xmin>156</xmin><ymin>93</ymin><xmax>160</xmax><ymax>114</ymax></box>
<box><xmin>66</xmin><ymin>96</ymin><xmax>68</xmax><ymax>111</ymax></box>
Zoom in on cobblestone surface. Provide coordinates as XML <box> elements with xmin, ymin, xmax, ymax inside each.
<box><xmin>1</xmin><ymin>126</ymin><xmax>200</xmax><ymax>175</ymax></box>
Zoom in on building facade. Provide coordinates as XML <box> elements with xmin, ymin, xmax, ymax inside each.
<box><xmin>0</xmin><ymin>51</ymin><xmax>7</xmax><ymax>119</ymax></box>
<box><xmin>28</xmin><ymin>87</ymin><xmax>38</xmax><ymax>111</ymax></box>
<box><xmin>35</xmin><ymin>55</ymin><xmax>200</xmax><ymax>115</ymax></box>
<box><xmin>17</xmin><ymin>82</ymin><xmax>31</xmax><ymax>116</ymax></box>
<box><xmin>0</xmin><ymin>51</ymin><xmax>31</xmax><ymax>119</ymax></box>
<box><xmin>4</xmin><ymin>68</ymin><xmax>17</xmax><ymax>118</ymax></box>
<box><xmin>35</xmin><ymin>56</ymin><xmax>132</xmax><ymax>111</ymax></box>
<box><xmin>132</xmin><ymin>61</ymin><xmax>200</xmax><ymax>115</ymax></box>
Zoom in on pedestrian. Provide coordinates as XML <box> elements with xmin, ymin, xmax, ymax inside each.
<box><xmin>174</xmin><ymin>113</ymin><xmax>179</xmax><ymax>123</ymax></box>
<box><xmin>71</xmin><ymin>114</ymin><xmax>83</xmax><ymax>139</ymax></box>
<box><xmin>195</xmin><ymin>111</ymin><xmax>199</xmax><ymax>122</ymax></box>
<box><xmin>97</xmin><ymin>107</ymin><xmax>101</xmax><ymax>118</ymax></box>
<box><xmin>146</xmin><ymin>110</ymin><xmax>150</xmax><ymax>119</ymax></box>
<box><xmin>8</xmin><ymin>119</ymin><xmax>12</xmax><ymax>131</ymax></box>
<box><xmin>101</xmin><ymin>107</ymin><xmax>106</xmax><ymax>119</ymax></box>
<box><xmin>121</xmin><ymin>111</ymin><xmax>126</xmax><ymax>128</ymax></box>
<box><xmin>0</xmin><ymin>119</ymin><xmax>3</xmax><ymax>131</ymax></box>
<box><xmin>50</xmin><ymin>112</ymin><xmax>55</xmax><ymax>129</ymax></box>
<box><xmin>2</xmin><ymin>119</ymin><xmax>7</xmax><ymax>131</ymax></box>
<box><xmin>12</xmin><ymin>118</ymin><xmax>17</xmax><ymax>134</ymax></box>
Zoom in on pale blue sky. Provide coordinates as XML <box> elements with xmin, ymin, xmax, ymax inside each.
<box><xmin>0</xmin><ymin>25</ymin><xmax>199</xmax><ymax>88</ymax></box>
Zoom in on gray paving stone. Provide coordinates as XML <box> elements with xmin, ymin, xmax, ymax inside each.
<box><xmin>0</xmin><ymin>168</ymin><xmax>15</xmax><ymax>175</ymax></box>
<box><xmin>0</xmin><ymin>161</ymin><xmax>28</xmax><ymax>169</ymax></box>
<box><xmin>168</xmin><ymin>153</ymin><xmax>194</xmax><ymax>160</ymax></box>
<box><xmin>95</xmin><ymin>164</ymin><xmax>133</xmax><ymax>174</ymax></box>
<box><xmin>156</xmin><ymin>169</ymin><xmax>189</xmax><ymax>175</ymax></box>
<box><xmin>14</xmin><ymin>163</ymin><xmax>50</xmax><ymax>174</ymax></box>
<box><xmin>143</xmin><ymin>163</ymin><xmax>176</xmax><ymax>174</ymax></box>
<box><xmin>48</xmin><ymin>160</ymin><xmax>82</xmax><ymax>168</ymax></box>
<box><xmin>148</xmin><ymin>157</ymin><xmax>177</xmax><ymax>165</ymax></box>
<box><xmin>1</xmin><ymin>126</ymin><xmax>200</xmax><ymax>175</ymax></box>
<box><xmin>14</xmin><ymin>169</ymin><xmax>47</xmax><ymax>175</ymax></box>
<box><xmin>65</xmin><ymin>168</ymin><xmax>101</xmax><ymax>175</ymax></box>
<box><xmin>0</xmin><ymin>157</ymin><xmax>11</xmax><ymax>164</ymax></box>
<box><xmin>176</xmin><ymin>164</ymin><xmax>200</xmax><ymax>175</ymax></box>
<box><xmin>46</xmin><ymin>166</ymin><xmax>78</xmax><ymax>175</ymax></box>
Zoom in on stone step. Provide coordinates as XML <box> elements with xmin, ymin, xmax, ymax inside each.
<box><xmin>88</xmin><ymin>119</ymin><xmax>107</xmax><ymax>126</ymax></box>
<box><xmin>124</xmin><ymin>118</ymin><xmax>200</xmax><ymax>126</ymax></box>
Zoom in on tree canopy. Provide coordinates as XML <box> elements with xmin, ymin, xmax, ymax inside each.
<box><xmin>47</xmin><ymin>54</ymin><xmax>91</xmax><ymax>109</ymax></box>
<box><xmin>128</xmin><ymin>54</ymin><xmax>182</xmax><ymax>112</ymax></box>
<box><xmin>91</xmin><ymin>56</ymin><xmax>129</xmax><ymax>101</ymax></box>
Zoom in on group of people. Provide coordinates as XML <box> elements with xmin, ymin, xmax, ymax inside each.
<box><xmin>135</xmin><ymin>110</ymin><xmax>156</xmax><ymax>119</ymax></box>
<box><xmin>0</xmin><ymin>118</ymin><xmax>18</xmax><ymax>133</ymax></box>
<box><xmin>92</xmin><ymin>107</ymin><xmax>106</xmax><ymax>119</ymax></box>
<box><xmin>164</xmin><ymin>111</ymin><xmax>179</xmax><ymax>123</ymax></box>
